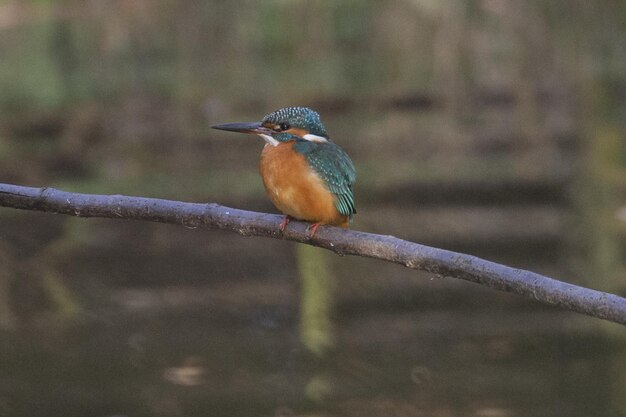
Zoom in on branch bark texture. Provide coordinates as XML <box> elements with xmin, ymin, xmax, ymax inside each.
<box><xmin>1</xmin><ymin>182</ymin><xmax>625</xmax><ymax>326</ymax></box>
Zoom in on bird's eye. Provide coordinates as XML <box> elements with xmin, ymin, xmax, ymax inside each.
<box><xmin>279</xmin><ymin>122</ymin><xmax>290</xmax><ymax>131</ymax></box>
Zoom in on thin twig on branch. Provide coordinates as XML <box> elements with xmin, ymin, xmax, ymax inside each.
<box><xmin>1</xmin><ymin>182</ymin><xmax>625</xmax><ymax>326</ymax></box>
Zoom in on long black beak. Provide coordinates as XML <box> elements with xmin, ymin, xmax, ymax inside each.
<box><xmin>211</xmin><ymin>121</ymin><xmax>272</xmax><ymax>135</ymax></box>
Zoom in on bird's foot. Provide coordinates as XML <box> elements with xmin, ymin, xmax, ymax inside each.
<box><xmin>306</xmin><ymin>222</ymin><xmax>322</xmax><ymax>237</ymax></box>
<box><xmin>279</xmin><ymin>215</ymin><xmax>293</xmax><ymax>233</ymax></box>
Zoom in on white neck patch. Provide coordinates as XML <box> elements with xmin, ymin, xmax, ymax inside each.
<box><xmin>302</xmin><ymin>133</ymin><xmax>328</xmax><ymax>143</ymax></box>
<box><xmin>258</xmin><ymin>133</ymin><xmax>280</xmax><ymax>147</ymax></box>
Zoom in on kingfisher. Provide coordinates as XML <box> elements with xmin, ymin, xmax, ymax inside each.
<box><xmin>212</xmin><ymin>107</ymin><xmax>356</xmax><ymax>236</ymax></box>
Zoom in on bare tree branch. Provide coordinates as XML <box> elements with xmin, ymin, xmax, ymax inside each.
<box><xmin>1</xmin><ymin>182</ymin><xmax>625</xmax><ymax>325</ymax></box>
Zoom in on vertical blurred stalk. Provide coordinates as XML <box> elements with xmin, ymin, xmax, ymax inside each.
<box><xmin>432</xmin><ymin>0</ymin><xmax>470</xmax><ymax>120</ymax></box>
<box><xmin>578</xmin><ymin>87</ymin><xmax>622</xmax><ymax>295</ymax></box>
<box><xmin>296</xmin><ymin>243</ymin><xmax>335</xmax><ymax>404</ymax></box>
<box><xmin>510</xmin><ymin>1</ymin><xmax>548</xmax><ymax>148</ymax></box>
<box><xmin>565</xmin><ymin>4</ymin><xmax>626</xmax><ymax>411</ymax></box>
<box><xmin>51</xmin><ymin>3</ymin><xmax>79</xmax><ymax>104</ymax></box>
<box><xmin>36</xmin><ymin>222</ymin><xmax>85</xmax><ymax>322</ymax></box>
<box><xmin>586</xmin><ymin>121</ymin><xmax>621</xmax><ymax>293</ymax></box>
<box><xmin>577</xmin><ymin>52</ymin><xmax>626</xmax><ymax>417</ymax></box>
<box><xmin>568</xmin><ymin>0</ymin><xmax>624</xmax><ymax>301</ymax></box>
<box><xmin>0</xmin><ymin>242</ymin><xmax>17</xmax><ymax>330</ymax></box>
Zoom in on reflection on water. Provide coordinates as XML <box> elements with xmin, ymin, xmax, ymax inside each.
<box><xmin>1</xmin><ymin>1</ymin><xmax>625</xmax><ymax>416</ymax></box>
<box><xmin>1</xmin><ymin>215</ymin><xmax>625</xmax><ymax>416</ymax></box>
<box><xmin>2</xmin><ymin>296</ymin><xmax>623</xmax><ymax>417</ymax></box>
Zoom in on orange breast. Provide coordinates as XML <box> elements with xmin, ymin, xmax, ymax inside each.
<box><xmin>259</xmin><ymin>141</ymin><xmax>349</xmax><ymax>227</ymax></box>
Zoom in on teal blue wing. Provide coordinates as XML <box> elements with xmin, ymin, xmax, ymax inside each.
<box><xmin>294</xmin><ymin>140</ymin><xmax>356</xmax><ymax>218</ymax></box>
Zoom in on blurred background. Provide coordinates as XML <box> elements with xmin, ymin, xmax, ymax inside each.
<box><xmin>0</xmin><ymin>0</ymin><xmax>625</xmax><ymax>416</ymax></box>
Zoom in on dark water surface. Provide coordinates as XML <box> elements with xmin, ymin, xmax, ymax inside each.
<box><xmin>3</xmin><ymin>292</ymin><xmax>624</xmax><ymax>417</ymax></box>
<box><xmin>1</xmin><ymin>215</ymin><xmax>624</xmax><ymax>417</ymax></box>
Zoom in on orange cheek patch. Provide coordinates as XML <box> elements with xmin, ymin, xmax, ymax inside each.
<box><xmin>285</xmin><ymin>127</ymin><xmax>308</xmax><ymax>138</ymax></box>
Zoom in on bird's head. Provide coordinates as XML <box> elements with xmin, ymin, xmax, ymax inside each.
<box><xmin>211</xmin><ymin>107</ymin><xmax>329</xmax><ymax>146</ymax></box>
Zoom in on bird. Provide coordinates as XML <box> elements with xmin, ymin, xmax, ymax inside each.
<box><xmin>212</xmin><ymin>106</ymin><xmax>356</xmax><ymax>236</ymax></box>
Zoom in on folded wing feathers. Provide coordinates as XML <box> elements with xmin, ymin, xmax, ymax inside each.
<box><xmin>295</xmin><ymin>140</ymin><xmax>356</xmax><ymax>217</ymax></box>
